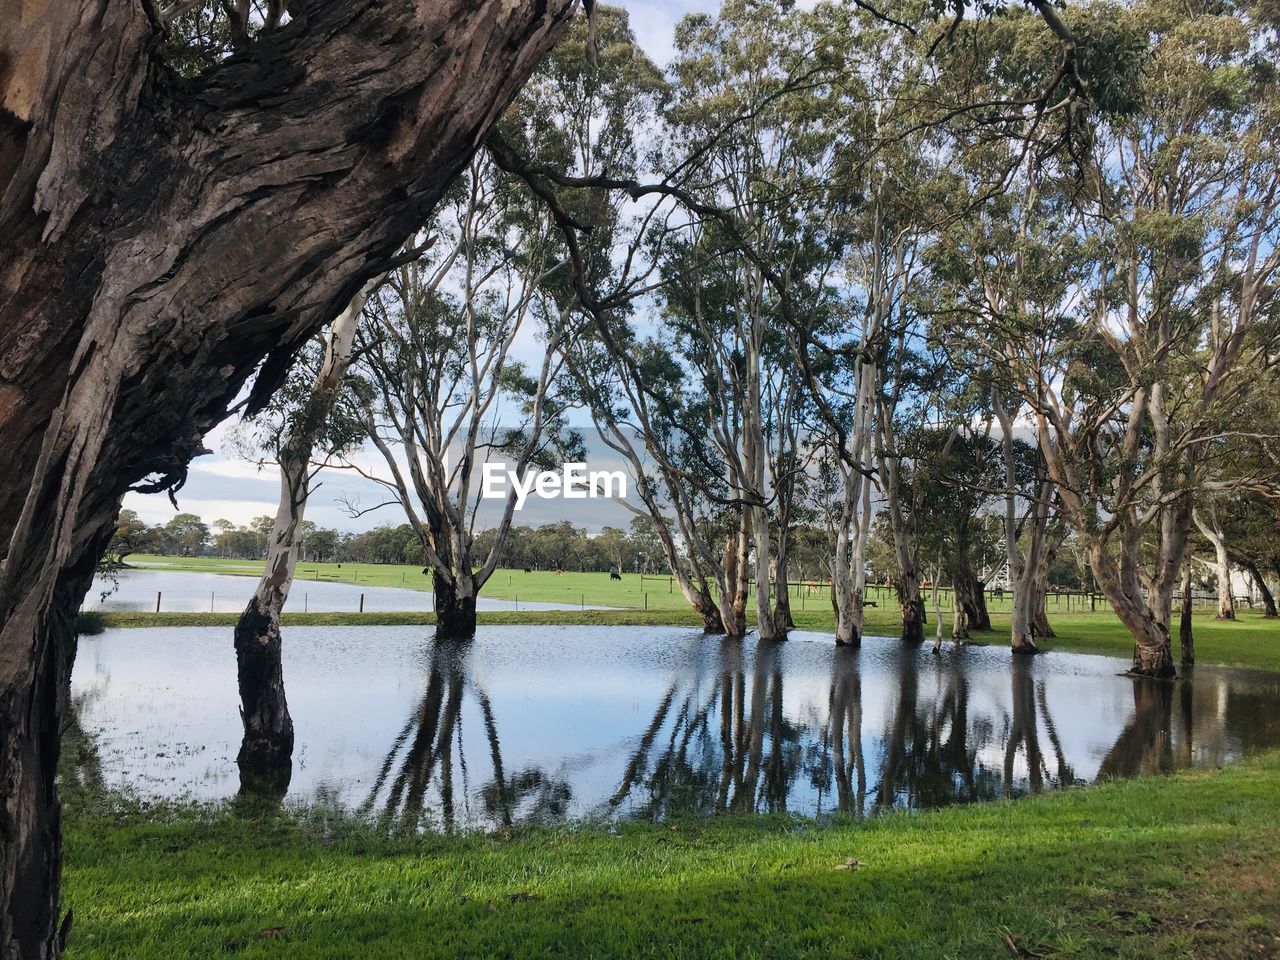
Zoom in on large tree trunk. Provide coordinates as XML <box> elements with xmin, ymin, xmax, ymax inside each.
<box><xmin>718</xmin><ymin>512</ymin><xmax>750</xmax><ymax>640</ymax></box>
<box><xmin>1179</xmin><ymin>556</ymin><xmax>1195</xmax><ymax>666</ymax></box>
<box><xmin>1244</xmin><ymin>560</ymin><xmax>1277</xmax><ymax>618</ymax></box>
<box><xmin>898</xmin><ymin>582</ymin><xmax>926</xmax><ymax>645</ymax></box>
<box><xmin>993</xmin><ymin>389</ymin><xmax>1047</xmax><ymax>655</ymax></box>
<box><xmin>1029</xmin><ymin>526</ymin><xmax>1060</xmax><ymax>639</ymax></box>
<box><xmin>0</xmin><ymin>533</ymin><xmax>104</xmax><ymax>960</ymax></box>
<box><xmin>1090</xmin><ymin>544</ymin><xmax>1175</xmax><ymax>678</ymax></box>
<box><xmin>434</xmin><ymin>570</ymin><xmax>479</xmax><ymax>640</ymax></box>
<box><xmin>234</xmin><ymin>284</ymin><xmax>372</xmax><ymax>794</ymax></box>
<box><xmin>883</xmin><ymin>489</ymin><xmax>923</xmax><ymax>644</ymax></box>
<box><xmin>0</xmin><ymin>2</ymin><xmax>575</xmax><ymax>955</ymax></box>
<box><xmin>952</xmin><ymin>566</ymin><xmax>990</xmax><ymax>635</ymax></box>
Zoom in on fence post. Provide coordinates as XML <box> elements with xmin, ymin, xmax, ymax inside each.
<box><xmin>304</xmin><ymin>593</ymin><xmax>308</xmax><ymax>613</ymax></box>
<box><xmin>644</xmin><ymin>592</ymin><xmax>649</xmax><ymax>610</ymax></box>
<box><xmin>359</xmin><ymin>593</ymin><xmax>364</xmax><ymax>613</ymax></box>
<box><xmin>210</xmin><ymin>591</ymin><xmax>215</xmax><ymax>613</ymax></box>
<box><xmin>155</xmin><ymin>591</ymin><xmax>161</xmax><ymax>613</ymax></box>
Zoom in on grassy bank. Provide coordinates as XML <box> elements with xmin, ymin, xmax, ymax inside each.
<box><xmin>94</xmin><ymin>605</ymin><xmax>1280</xmax><ymax>673</ymax></box>
<box><xmin>63</xmin><ymin>751</ymin><xmax>1280</xmax><ymax>959</ymax></box>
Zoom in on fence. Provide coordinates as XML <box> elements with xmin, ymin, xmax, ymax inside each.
<box><xmin>124</xmin><ymin>566</ymin><xmax>1251</xmax><ymax>616</ymax></box>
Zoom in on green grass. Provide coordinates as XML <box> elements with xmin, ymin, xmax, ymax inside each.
<box><xmin>132</xmin><ymin>554</ymin><xmax>708</xmax><ymax>610</ymax></box>
<box><xmin>63</xmin><ymin>751</ymin><xmax>1280</xmax><ymax>959</ymax></box>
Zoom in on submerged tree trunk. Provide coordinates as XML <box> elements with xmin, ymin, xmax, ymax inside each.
<box><xmin>434</xmin><ymin>570</ymin><xmax>479</xmax><ymax>640</ymax></box>
<box><xmin>831</xmin><ymin>362</ymin><xmax>877</xmax><ymax>648</ymax></box>
<box><xmin>993</xmin><ymin>388</ymin><xmax>1048</xmax><ymax>655</ymax></box>
<box><xmin>882</xmin><ymin>478</ymin><xmax>923</xmax><ymax>644</ymax></box>
<box><xmin>1090</xmin><ymin>544</ymin><xmax>1175</xmax><ymax>678</ymax></box>
<box><xmin>899</xmin><ymin>584</ymin><xmax>926</xmax><ymax>645</ymax></box>
<box><xmin>718</xmin><ymin>513</ymin><xmax>751</xmax><ymax>640</ymax></box>
<box><xmin>234</xmin><ymin>285</ymin><xmax>373</xmax><ymax>793</ymax></box>
<box><xmin>0</xmin><ymin>2</ymin><xmax>574</xmax><ymax>954</ymax></box>
<box><xmin>1179</xmin><ymin>557</ymin><xmax>1195</xmax><ymax>666</ymax></box>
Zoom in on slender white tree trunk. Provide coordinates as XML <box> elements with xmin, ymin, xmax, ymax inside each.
<box><xmin>234</xmin><ymin>282</ymin><xmax>375</xmax><ymax>790</ymax></box>
<box><xmin>1194</xmin><ymin>508</ymin><xmax>1235</xmax><ymax>620</ymax></box>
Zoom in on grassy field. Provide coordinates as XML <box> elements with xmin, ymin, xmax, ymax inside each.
<box><xmin>133</xmin><ymin>553</ymin><xmax>764</xmax><ymax>611</ymax></box>
<box><xmin>62</xmin><ymin>751</ymin><xmax>1280</xmax><ymax>959</ymax></box>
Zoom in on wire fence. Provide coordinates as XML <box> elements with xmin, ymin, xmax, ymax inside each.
<box><xmin>116</xmin><ymin>566</ymin><xmax>1256</xmax><ymax>615</ymax></box>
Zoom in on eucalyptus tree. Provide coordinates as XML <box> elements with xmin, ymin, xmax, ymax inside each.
<box><xmin>229</xmin><ymin>281</ymin><xmax>378</xmax><ymax>791</ymax></box>
<box><xmin>506</xmin><ymin>9</ymin><xmax>746</xmax><ymax>633</ymax></box>
<box><xmin>510</xmin><ymin>1</ymin><xmax>821</xmax><ymax>639</ymax></box>
<box><xmin>1191</xmin><ymin>383</ymin><xmax>1280</xmax><ymax>620</ymax></box>
<box><xmin>621</xmin><ymin>2</ymin><xmax>836</xmax><ymax>642</ymax></box>
<box><xmin>571</xmin><ymin>336</ymin><xmax>741</xmax><ymax>633</ymax></box>
<box><xmin>1192</xmin><ymin>501</ymin><xmax>1237</xmax><ymax>620</ymax></box>
<box><xmin>907</xmin><ymin>427</ymin><xmax>1004</xmax><ymax>640</ymax></box>
<box><xmin>939</xmin><ymin>0</ymin><xmax>1280</xmax><ymax>675</ymax></box>
<box><xmin>355</xmin><ymin>156</ymin><xmax>580</xmax><ymax>638</ymax></box>
<box><xmin>1219</xmin><ymin>491</ymin><xmax>1280</xmax><ymax>619</ymax></box>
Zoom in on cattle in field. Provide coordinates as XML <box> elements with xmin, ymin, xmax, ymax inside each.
<box><xmin>610</xmin><ymin>570</ymin><xmax>622</xmax><ymax>581</ymax></box>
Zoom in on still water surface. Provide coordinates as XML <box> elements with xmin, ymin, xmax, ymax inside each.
<box><xmin>85</xmin><ymin>567</ymin><xmax>592</xmax><ymax>613</ymax></box>
<box><xmin>70</xmin><ymin>626</ymin><xmax>1280</xmax><ymax>829</ymax></box>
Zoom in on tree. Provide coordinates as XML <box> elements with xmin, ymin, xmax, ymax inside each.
<box><xmin>233</xmin><ymin>282</ymin><xmax>377</xmax><ymax>794</ymax></box>
<box><xmin>162</xmin><ymin>513</ymin><xmax>210</xmax><ymax>557</ymax></box>
<box><xmin>1219</xmin><ymin>492</ymin><xmax>1280</xmax><ymax>619</ymax></box>
<box><xmin>103</xmin><ymin>509</ymin><xmax>154</xmax><ymax>567</ymax></box>
<box><xmin>355</xmin><ymin>158</ymin><xmax>580</xmax><ymax>638</ymax></box>
<box><xmin>940</xmin><ymin>0</ymin><xmax>1280</xmax><ymax>675</ymax></box>
<box><xmin>0</xmin><ymin>3</ymin><xmax>576</xmax><ymax>952</ymax></box>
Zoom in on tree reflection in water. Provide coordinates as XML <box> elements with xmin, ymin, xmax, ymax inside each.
<box><xmin>610</xmin><ymin>643</ymin><xmax>1084</xmax><ymax>819</ymax></box>
<box><xmin>605</xmin><ymin>638</ymin><xmax>803</xmax><ymax>817</ymax></box>
<box><xmin>873</xmin><ymin>650</ymin><xmax>1001</xmax><ymax>812</ymax></box>
<box><xmin>363</xmin><ymin>637</ymin><xmax>571</xmax><ymax>829</ymax></box>
<box><xmin>343</xmin><ymin>632</ymin><xmax>1271</xmax><ymax>830</ymax></box>
<box><xmin>826</xmin><ymin>645</ymin><xmax>865</xmax><ymax>816</ymax></box>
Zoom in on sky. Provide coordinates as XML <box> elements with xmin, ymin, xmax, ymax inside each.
<box><xmin>120</xmin><ymin>2</ymin><xmax>723</xmax><ymax>536</ymax></box>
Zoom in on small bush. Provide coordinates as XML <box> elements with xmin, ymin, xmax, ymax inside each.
<box><xmin>75</xmin><ymin>610</ymin><xmax>108</xmax><ymax>636</ymax></box>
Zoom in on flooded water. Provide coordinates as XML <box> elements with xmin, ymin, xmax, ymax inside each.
<box><xmin>85</xmin><ymin>567</ymin><xmax>596</xmax><ymax>613</ymax></box>
<box><xmin>69</xmin><ymin>626</ymin><xmax>1280</xmax><ymax>829</ymax></box>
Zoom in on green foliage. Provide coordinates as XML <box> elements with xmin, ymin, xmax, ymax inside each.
<box><xmin>73</xmin><ymin>611</ymin><xmax>107</xmax><ymax>637</ymax></box>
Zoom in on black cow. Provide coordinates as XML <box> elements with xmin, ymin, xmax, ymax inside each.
<box><xmin>610</xmin><ymin>570</ymin><xmax>622</xmax><ymax>581</ymax></box>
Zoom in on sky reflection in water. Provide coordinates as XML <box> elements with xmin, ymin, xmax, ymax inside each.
<box><xmin>70</xmin><ymin>625</ymin><xmax>1280</xmax><ymax>830</ymax></box>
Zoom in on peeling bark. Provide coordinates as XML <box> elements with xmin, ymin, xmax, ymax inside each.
<box><xmin>0</xmin><ymin>2</ymin><xmax>575</xmax><ymax>954</ymax></box>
